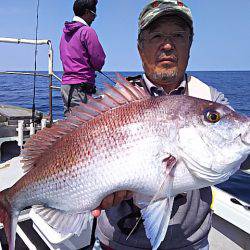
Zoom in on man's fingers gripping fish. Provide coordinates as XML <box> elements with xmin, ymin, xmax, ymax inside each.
<box><xmin>0</xmin><ymin>73</ymin><xmax>249</xmax><ymax>250</ymax></box>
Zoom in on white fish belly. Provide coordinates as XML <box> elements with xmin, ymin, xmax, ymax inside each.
<box><xmin>13</xmin><ymin>137</ymin><xmax>163</xmax><ymax>212</ymax></box>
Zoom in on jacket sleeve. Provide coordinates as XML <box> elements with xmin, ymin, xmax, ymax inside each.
<box><xmin>81</xmin><ymin>27</ymin><xmax>106</xmax><ymax>71</ymax></box>
<box><xmin>209</xmin><ymin>86</ymin><xmax>233</xmax><ymax>109</ymax></box>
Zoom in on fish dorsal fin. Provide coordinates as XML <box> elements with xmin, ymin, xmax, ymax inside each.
<box><xmin>69</xmin><ymin>75</ymin><xmax>150</xmax><ymax>118</ymax></box>
<box><xmin>21</xmin><ymin>118</ymin><xmax>82</xmax><ymax>173</ymax></box>
<box><xmin>21</xmin><ymin>75</ymin><xmax>150</xmax><ymax>173</ymax></box>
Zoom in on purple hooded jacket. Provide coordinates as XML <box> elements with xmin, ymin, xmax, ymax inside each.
<box><xmin>60</xmin><ymin>21</ymin><xmax>106</xmax><ymax>85</ymax></box>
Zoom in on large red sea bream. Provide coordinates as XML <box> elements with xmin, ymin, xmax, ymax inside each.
<box><xmin>0</xmin><ymin>76</ymin><xmax>249</xmax><ymax>250</ymax></box>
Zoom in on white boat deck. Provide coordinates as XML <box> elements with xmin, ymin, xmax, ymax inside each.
<box><xmin>210</xmin><ymin>187</ymin><xmax>250</xmax><ymax>250</ymax></box>
<box><xmin>0</xmin><ymin>156</ymin><xmax>24</xmax><ymax>191</ymax></box>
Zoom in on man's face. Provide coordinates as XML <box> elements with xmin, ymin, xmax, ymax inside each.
<box><xmin>138</xmin><ymin>16</ymin><xmax>191</xmax><ymax>86</ymax></box>
<box><xmin>84</xmin><ymin>9</ymin><xmax>97</xmax><ymax>26</ymax></box>
<box><xmin>88</xmin><ymin>9</ymin><xmax>97</xmax><ymax>25</ymax></box>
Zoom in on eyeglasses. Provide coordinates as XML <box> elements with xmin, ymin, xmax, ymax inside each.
<box><xmin>146</xmin><ymin>31</ymin><xmax>189</xmax><ymax>45</ymax></box>
<box><xmin>88</xmin><ymin>9</ymin><xmax>97</xmax><ymax>17</ymax></box>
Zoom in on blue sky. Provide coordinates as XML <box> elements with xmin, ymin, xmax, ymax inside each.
<box><xmin>0</xmin><ymin>0</ymin><xmax>250</xmax><ymax>71</ymax></box>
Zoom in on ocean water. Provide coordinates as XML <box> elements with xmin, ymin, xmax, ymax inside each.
<box><xmin>0</xmin><ymin>71</ymin><xmax>249</xmax><ymax>203</ymax></box>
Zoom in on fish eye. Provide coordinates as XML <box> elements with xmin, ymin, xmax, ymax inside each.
<box><xmin>204</xmin><ymin>110</ymin><xmax>221</xmax><ymax>123</ymax></box>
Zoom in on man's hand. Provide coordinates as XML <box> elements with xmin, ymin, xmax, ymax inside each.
<box><xmin>91</xmin><ymin>190</ymin><xmax>133</xmax><ymax>218</ymax></box>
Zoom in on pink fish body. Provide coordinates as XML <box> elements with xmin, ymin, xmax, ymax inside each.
<box><xmin>0</xmin><ymin>75</ymin><xmax>249</xmax><ymax>250</ymax></box>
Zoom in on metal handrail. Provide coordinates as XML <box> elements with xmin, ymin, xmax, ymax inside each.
<box><xmin>0</xmin><ymin>37</ymin><xmax>62</xmax><ymax>125</ymax></box>
<box><xmin>0</xmin><ymin>71</ymin><xmax>49</xmax><ymax>77</ymax></box>
<box><xmin>0</xmin><ymin>37</ymin><xmax>50</xmax><ymax>45</ymax></box>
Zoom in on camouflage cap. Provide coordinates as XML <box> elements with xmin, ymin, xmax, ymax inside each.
<box><xmin>138</xmin><ymin>0</ymin><xmax>193</xmax><ymax>34</ymax></box>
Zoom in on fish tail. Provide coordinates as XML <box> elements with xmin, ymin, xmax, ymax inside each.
<box><xmin>0</xmin><ymin>189</ymin><xmax>19</xmax><ymax>250</ymax></box>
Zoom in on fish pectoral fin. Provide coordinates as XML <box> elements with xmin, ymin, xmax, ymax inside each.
<box><xmin>141</xmin><ymin>197</ymin><xmax>174</xmax><ymax>250</ymax></box>
<box><xmin>134</xmin><ymin>176</ymin><xmax>175</xmax><ymax>250</ymax></box>
<box><xmin>32</xmin><ymin>205</ymin><xmax>93</xmax><ymax>236</ymax></box>
<box><xmin>147</xmin><ymin>153</ymin><xmax>176</xmax><ymax>206</ymax></box>
<box><xmin>133</xmin><ymin>155</ymin><xmax>176</xmax><ymax>249</ymax></box>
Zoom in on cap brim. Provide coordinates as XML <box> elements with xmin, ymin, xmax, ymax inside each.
<box><xmin>141</xmin><ymin>9</ymin><xmax>193</xmax><ymax>32</ymax></box>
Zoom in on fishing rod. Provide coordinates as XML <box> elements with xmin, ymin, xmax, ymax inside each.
<box><xmin>97</xmin><ymin>70</ymin><xmax>117</xmax><ymax>85</ymax></box>
<box><xmin>31</xmin><ymin>0</ymin><xmax>40</xmax><ymax>124</ymax></box>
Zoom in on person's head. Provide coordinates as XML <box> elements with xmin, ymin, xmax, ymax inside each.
<box><xmin>138</xmin><ymin>0</ymin><xmax>193</xmax><ymax>89</ymax></box>
<box><xmin>73</xmin><ymin>0</ymin><xmax>98</xmax><ymax>26</ymax></box>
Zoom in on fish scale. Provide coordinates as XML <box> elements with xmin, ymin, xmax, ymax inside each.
<box><xmin>17</xmin><ymin>125</ymin><xmax>160</xmax><ymax>211</ymax></box>
<box><xmin>0</xmin><ymin>76</ymin><xmax>249</xmax><ymax>250</ymax></box>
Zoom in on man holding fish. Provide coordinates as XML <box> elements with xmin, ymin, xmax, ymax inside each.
<box><xmin>92</xmin><ymin>1</ymin><xmax>250</xmax><ymax>250</ymax></box>
<box><xmin>0</xmin><ymin>1</ymin><xmax>249</xmax><ymax>250</ymax></box>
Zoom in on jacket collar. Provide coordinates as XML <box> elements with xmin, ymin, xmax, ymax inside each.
<box><xmin>72</xmin><ymin>16</ymin><xmax>89</xmax><ymax>26</ymax></box>
<box><xmin>142</xmin><ymin>74</ymin><xmax>187</xmax><ymax>96</ymax></box>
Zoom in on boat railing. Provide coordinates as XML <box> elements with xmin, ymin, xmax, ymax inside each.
<box><xmin>0</xmin><ymin>37</ymin><xmax>62</xmax><ymax>125</ymax></box>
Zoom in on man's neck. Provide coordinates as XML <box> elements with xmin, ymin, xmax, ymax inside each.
<box><xmin>145</xmin><ymin>75</ymin><xmax>185</xmax><ymax>94</ymax></box>
<box><xmin>159</xmin><ymin>83</ymin><xmax>181</xmax><ymax>94</ymax></box>
<box><xmin>73</xmin><ymin>16</ymin><xmax>89</xmax><ymax>26</ymax></box>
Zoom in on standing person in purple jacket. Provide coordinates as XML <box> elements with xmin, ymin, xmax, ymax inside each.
<box><xmin>60</xmin><ymin>0</ymin><xmax>106</xmax><ymax>113</ymax></box>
